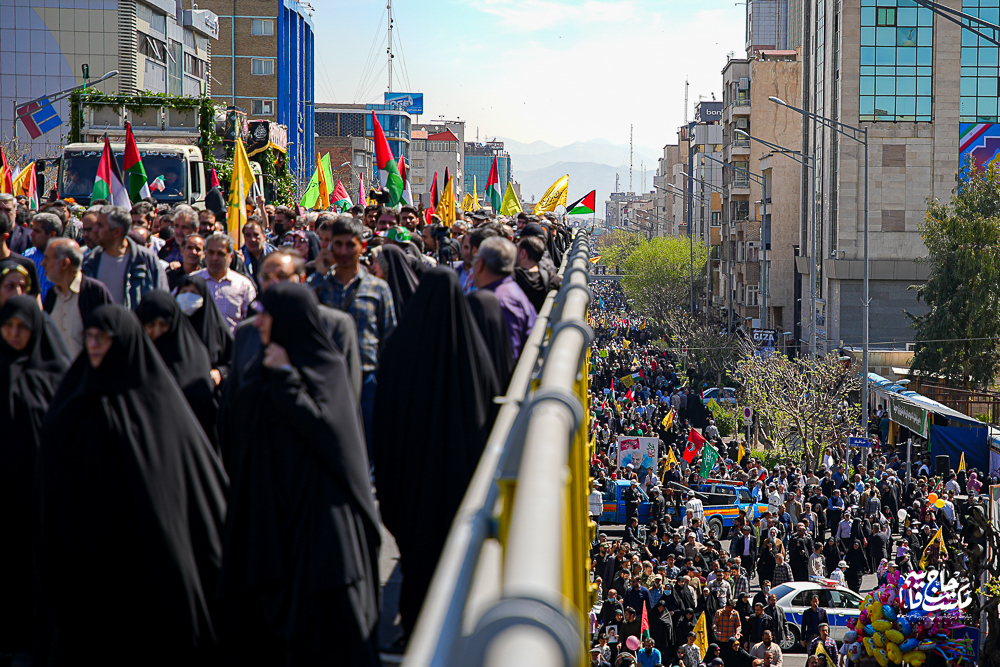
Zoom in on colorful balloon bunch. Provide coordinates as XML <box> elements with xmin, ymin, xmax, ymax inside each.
<box><xmin>843</xmin><ymin>581</ymin><xmax>973</xmax><ymax>666</ymax></box>
<box><xmin>927</xmin><ymin>492</ymin><xmax>946</xmax><ymax>509</ymax></box>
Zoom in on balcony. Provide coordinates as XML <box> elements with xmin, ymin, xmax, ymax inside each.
<box><xmin>733</xmin><ymin>98</ymin><xmax>751</xmax><ymax>116</ymax></box>
<box><xmin>727</xmin><ymin>182</ymin><xmax>751</xmax><ymax>197</ymax></box>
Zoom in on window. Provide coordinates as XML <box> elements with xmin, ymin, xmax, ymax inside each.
<box><xmin>746</xmin><ymin>285</ymin><xmax>760</xmax><ymax>307</ymax></box>
<box><xmin>183</xmin><ymin>30</ymin><xmax>195</xmax><ymax>49</ymax></box>
<box><xmin>251</xmin><ymin>19</ymin><xmax>275</xmax><ymax>35</ymax></box>
<box><xmin>251</xmin><ymin>58</ymin><xmax>275</xmax><ymax>76</ymax></box>
<box><xmin>711</xmin><ymin>211</ymin><xmax>721</xmax><ymax>227</ymax></box>
<box><xmin>251</xmin><ymin>99</ymin><xmax>275</xmax><ymax>116</ymax></box>
<box><xmin>414</xmin><ymin>176</ymin><xmax>424</xmax><ymax>185</ymax></box>
<box><xmin>183</xmin><ymin>53</ymin><xmax>206</xmax><ymax>79</ymax></box>
<box><xmin>411</xmin><ymin>140</ymin><xmax>425</xmax><ymax>151</ymax></box>
<box><xmin>412</xmin><ymin>159</ymin><xmax>425</xmax><ymax>168</ymax></box>
<box><xmin>960</xmin><ymin>1</ymin><xmax>1000</xmax><ymax>124</ymax></box>
<box><xmin>138</xmin><ymin>32</ymin><xmax>167</xmax><ymax>62</ymax></box>
<box><xmin>861</xmin><ymin>0</ymin><xmax>933</xmax><ymax>121</ymax></box>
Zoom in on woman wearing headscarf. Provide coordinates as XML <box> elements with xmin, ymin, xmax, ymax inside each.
<box><xmin>845</xmin><ymin>539</ymin><xmax>869</xmax><ymax>592</ymax></box>
<box><xmin>673</xmin><ymin>608</ymin><xmax>696</xmax><ymax>645</ymax></box>
<box><xmin>219</xmin><ymin>283</ymin><xmax>381</xmax><ymax>666</ymax></box>
<box><xmin>0</xmin><ymin>297</ymin><xmax>70</xmax><ymax>661</ymax></box>
<box><xmin>0</xmin><ymin>260</ymin><xmax>34</xmax><ymax>306</ymax></box>
<box><xmin>756</xmin><ymin>538</ymin><xmax>776</xmax><ymax>589</ymax></box>
<box><xmin>36</xmin><ymin>305</ymin><xmax>227</xmax><ymax>666</ymax></box>
<box><xmin>176</xmin><ymin>274</ymin><xmax>234</xmax><ymax>385</ymax></box>
<box><xmin>721</xmin><ymin>636</ymin><xmax>754</xmax><ymax>667</ymax></box>
<box><xmin>373</xmin><ymin>268</ymin><xmax>501</xmax><ymax>644</ymax></box>
<box><xmin>371</xmin><ymin>244</ymin><xmax>419</xmax><ymax>324</ymax></box>
<box><xmin>466</xmin><ymin>288</ymin><xmax>516</xmax><ymax>387</ymax></box>
<box><xmin>823</xmin><ymin>536</ymin><xmax>841</xmax><ymax>576</ymax></box>
<box><xmin>649</xmin><ymin>596</ymin><xmax>675</xmax><ymax>659</ymax></box>
<box><xmin>136</xmin><ymin>290</ymin><xmax>218</xmax><ymax>449</ymax></box>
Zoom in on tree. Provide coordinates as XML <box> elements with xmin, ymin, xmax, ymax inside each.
<box><xmin>594</xmin><ymin>229</ymin><xmax>643</xmax><ymax>271</ymax></box>
<box><xmin>661</xmin><ymin>309</ymin><xmax>738</xmax><ymax>386</ymax></box>
<box><xmin>909</xmin><ymin>161</ymin><xmax>1000</xmax><ymax>389</ymax></box>
<box><xmin>734</xmin><ymin>343</ymin><xmax>859</xmax><ymax>467</ymax></box>
<box><xmin>620</xmin><ymin>236</ymin><xmax>708</xmax><ymax>321</ymax></box>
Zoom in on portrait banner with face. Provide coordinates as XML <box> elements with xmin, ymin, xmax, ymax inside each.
<box><xmin>617</xmin><ymin>437</ymin><xmax>658</xmax><ymax>471</ymax></box>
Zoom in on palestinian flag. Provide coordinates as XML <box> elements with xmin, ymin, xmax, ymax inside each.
<box><xmin>371</xmin><ymin>111</ymin><xmax>404</xmax><ymax>205</ymax></box>
<box><xmin>331</xmin><ymin>179</ymin><xmax>352</xmax><ymax>209</ymax></box>
<box><xmin>123</xmin><ymin>122</ymin><xmax>150</xmax><ymax>202</ymax></box>
<box><xmin>486</xmin><ymin>156</ymin><xmax>502</xmax><ymax>211</ymax></box>
<box><xmin>398</xmin><ymin>156</ymin><xmax>413</xmax><ymax>206</ymax></box>
<box><xmin>683</xmin><ymin>428</ymin><xmax>707</xmax><ymax>463</ymax></box>
<box><xmin>640</xmin><ymin>601</ymin><xmax>650</xmax><ymax>640</ymax></box>
<box><xmin>92</xmin><ymin>134</ymin><xmax>131</xmax><ymax>207</ymax></box>
<box><xmin>567</xmin><ymin>189</ymin><xmax>596</xmax><ymax>215</ymax></box>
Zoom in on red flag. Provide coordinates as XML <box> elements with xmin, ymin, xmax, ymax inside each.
<box><xmin>640</xmin><ymin>601</ymin><xmax>650</xmax><ymax>640</ymax></box>
<box><xmin>683</xmin><ymin>428</ymin><xmax>707</xmax><ymax>463</ymax></box>
<box><xmin>0</xmin><ymin>148</ymin><xmax>13</xmax><ymax>194</ymax></box>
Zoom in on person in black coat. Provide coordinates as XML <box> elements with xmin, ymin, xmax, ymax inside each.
<box><xmin>799</xmin><ymin>594</ymin><xmax>829</xmax><ymax>648</ymax></box>
<box><xmin>649</xmin><ymin>597</ymin><xmax>675</xmax><ymax>657</ymax></box>
<box><xmin>41</xmin><ymin>239</ymin><xmax>114</xmax><ymax>354</ymax></box>
<box><xmin>744</xmin><ymin>603</ymin><xmax>775</xmax><ymax>646</ymax></box>
<box><xmin>845</xmin><ymin>539</ymin><xmax>869</xmax><ymax>592</ymax></box>
<box><xmin>756</xmin><ymin>538</ymin><xmax>776</xmax><ymax>588</ymax></box>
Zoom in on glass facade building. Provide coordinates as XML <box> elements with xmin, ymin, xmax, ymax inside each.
<box><xmin>859</xmin><ymin>0</ymin><xmax>934</xmax><ymax>122</ymax></box>
<box><xmin>464</xmin><ymin>142</ymin><xmax>511</xmax><ymax>203</ymax></box>
<box><xmin>960</xmin><ymin>0</ymin><xmax>1000</xmax><ymax>123</ymax></box>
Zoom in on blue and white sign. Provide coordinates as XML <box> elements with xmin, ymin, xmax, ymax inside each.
<box><xmin>849</xmin><ymin>437</ymin><xmax>871</xmax><ymax>448</ymax></box>
<box><xmin>384</xmin><ymin>92</ymin><xmax>424</xmax><ymax>115</ymax></box>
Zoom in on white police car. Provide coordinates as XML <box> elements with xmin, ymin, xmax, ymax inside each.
<box><xmin>770</xmin><ymin>578</ymin><xmax>864</xmax><ymax>651</ymax></box>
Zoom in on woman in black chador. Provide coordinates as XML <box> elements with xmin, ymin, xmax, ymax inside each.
<box><xmin>219</xmin><ymin>283</ymin><xmax>381</xmax><ymax>665</ymax></box>
<box><xmin>36</xmin><ymin>305</ymin><xmax>227</xmax><ymax>666</ymax></box>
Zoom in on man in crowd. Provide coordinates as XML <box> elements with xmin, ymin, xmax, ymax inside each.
<box><xmin>799</xmin><ymin>594</ymin><xmax>828</xmax><ymax>649</ymax></box>
<box><xmin>167</xmin><ymin>234</ymin><xmax>205</xmax><ymax>290</ymax></box>
<box><xmin>23</xmin><ymin>212</ymin><xmax>63</xmax><ymax>300</ymax></box>
<box><xmin>309</xmin><ymin>215</ymin><xmax>395</xmax><ymax>459</ymax></box>
<box><xmin>41</xmin><ymin>237</ymin><xmax>114</xmax><ymax>356</ymax></box>
<box><xmin>241</xmin><ymin>218</ymin><xmax>275</xmax><ymax>287</ymax></box>
<box><xmin>472</xmin><ymin>236</ymin><xmax>536</xmax><ymax>359</ymax></box>
<box><xmin>158</xmin><ymin>204</ymin><xmax>197</xmax><ymax>265</ymax></box>
<box><xmin>80</xmin><ymin>206</ymin><xmax>101</xmax><ymax>253</ymax></box>
<box><xmin>192</xmin><ymin>232</ymin><xmax>257</xmax><ymax>333</ymax></box>
<box><xmin>82</xmin><ymin>205</ymin><xmax>167</xmax><ymax>308</ymax></box>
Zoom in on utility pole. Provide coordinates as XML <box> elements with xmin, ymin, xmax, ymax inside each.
<box><xmin>684</xmin><ymin>78</ymin><xmax>689</xmax><ymax>124</ymax></box>
<box><xmin>630</xmin><ymin>124</ymin><xmax>633</xmax><ymax>192</ymax></box>
<box><xmin>387</xmin><ymin>0</ymin><xmax>394</xmax><ymax>93</ymax></box>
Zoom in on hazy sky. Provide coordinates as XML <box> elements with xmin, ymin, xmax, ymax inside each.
<box><xmin>312</xmin><ymin>0</ymin><xmax>746</xmax><ymax>153</ymax></box>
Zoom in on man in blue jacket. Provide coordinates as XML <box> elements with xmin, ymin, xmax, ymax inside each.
<box><xmin>82</xmin><ymin>206</ymin><xmax>166</xmax><ymax>308</ymax></box>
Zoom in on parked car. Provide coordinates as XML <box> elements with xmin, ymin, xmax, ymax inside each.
<box><xmin>599</xmin><ymin>480</ymin><xmax>767</xmax><ymax>534</ymax></box>
<box><xmin>769</xmin><ymin>578</ymin><xmax>864</xmax><ymax>651</ymax></box>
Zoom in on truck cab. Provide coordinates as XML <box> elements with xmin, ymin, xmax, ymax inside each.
<box><xmin>600</xmin><ymin>480</ymin><xmax>650</xmax><ymax>525</ymax></box>
<box><xmin>693</xmin><ymin>481</ymin><xmax>768</xmax><ymax>538</ymax></box>
<box><xmin>59</xmin><ymin>143</ymin><xmax>207</xmax><ymax>208</ymax></box>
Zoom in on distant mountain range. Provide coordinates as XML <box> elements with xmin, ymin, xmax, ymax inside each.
<box><xmin>515</xmin><ymin>161</ymin><xmax>656</xmax><ymax>216</ymax></box>
<box><xmin>495</xmin><ymin>137</ymin><xmax>663</xmax><ymax>215</ymax></box>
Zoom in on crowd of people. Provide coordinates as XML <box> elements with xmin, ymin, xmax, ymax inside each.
<box><xmin>0</xmin><ymin>187</ymin><xmax>572</xmax><ymax>666</ymax></box>
<box><xmin>583</xmin><ymin>281</ymin><xmax>989</xmax><ymax>667</ymax></box>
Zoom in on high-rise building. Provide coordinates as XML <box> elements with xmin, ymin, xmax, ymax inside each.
<box><xmin>719</xmin><ymin>50</ymin><xmax>802</xmax><ymax>337</ymax></box>
<box><xmin>464</xmin><ymin>140</ymin><xmax>511</xmax><ymax>209</ymax></box>
<box><xmin>200</xmin><ymin>0</ymin><xmax>314</xmax><ymax>186</ymax></box>
<box><xmin>0</xmin><ymin>0</ymin><xmax>218</xmax><ymax>159</ymax></box>
<box><xmin>797</xmin><ymin>0</ymin><xmax>975</xmax><ymax>353</ymax></box>
<box><xmin>409</xmin><ymin>121</ymin><xmax>466</xmax><ymax>206</ymax></box>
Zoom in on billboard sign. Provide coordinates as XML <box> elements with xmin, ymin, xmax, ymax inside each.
<box><xmin>751</xmin><ymin>328</ymin><xmax>777</xmax><ymax>348</ymax></box>
<box><xmin>695</xmin><ymin>101</ymin><xmax>723</xmax><ymax>122</ymax></box>
<box><xmin>385</xmin><ymin>92</ymin><xmax>424</xmax><ymax>115</ymax></box>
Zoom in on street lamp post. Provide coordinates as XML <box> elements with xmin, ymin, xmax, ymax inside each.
<box><xmin>735</xmin><ymin>129</ymin><xmax>819</xmax><ymax>358</ymax></box>
<box><xmin>768</xmin><ymin>95</ymin><xmax>870</xmax><ymax>458</ymax></box>
<box><xmin>12</xmin><ymin>70</ymin><xmax>119</xmax><ymax>137</ymax></box>
<box><xmin>681</xmin><ymin>171</ymin><xmax>725</xmax><ymax>323</ymax></box>
<box><xmin>700</xmin><ymin>152</ymin><xmax>769</xmax><ymax>331</ymax></box>
<box><xmin>655</xmin><ymin>182</ymin><xmax>708</xmax><ymax>318</ymax></box>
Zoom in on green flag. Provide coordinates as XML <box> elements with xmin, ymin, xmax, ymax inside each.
<box><xmin>699</xmin><ymin>442</ymin><xmax>720</xmax><ymax>479</ymax></box>
<box><xmin>300</xmin><ymin>166</ymin><xmax>321</xmax><ymax>209</ymax></box>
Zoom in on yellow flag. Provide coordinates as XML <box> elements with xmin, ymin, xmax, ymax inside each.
<box><xmin>662</xmin><ymin>410</ymin><xmax>675</xmax><ymax>430</ymax></box>
<box><xmin>461</xmin><ymin>192</ymin><xmax>477</xmax><ymax>212</ymax></box>
<box><xmin>738</xmin><ymin>441</ymin><xmax>746</xmax><ymax>464</ymax></box>
<box><xmin>533</xmin><ymin>174</ymin><xmax>569</xmax><ymax>214</ymax></box>
<box><xmin>227</xmin><ymin>137</ymin><xmax>255</xmax><ymax>243</ymax></box>
<box><xmin>815</xmin><ymin>642</ymin><xmax>836</xmax><ymax>667</ymax></box>
<box><xmin>958</xmin><ymin>452</ymin><xmax>966</xmax><ymax>472</ymax></box>
<box><xmin>623</xmin><ymin>339</ymin><xmax>631</xmax><ymax>349</ymax></box>
<box><xmin>665</xmin><ymin>445</ymin><xmax>678</xmax><ymax>467</ymax></box>
<box><xmin>315</xmin><ymin>151</ymin><xmax>330</xmax><ymax>210</ymax></box>
<box><xmin>472</xmin><ymin>175</ymin><xmax>481</xmax><ymax>209</ymax></box>
<box><xmin>12</xmin><ymin>163</ymin><xmax>33</xmax><ymax>197</ymax></box>
<box><xmin>439</xmin><ymin>176</ymin><xmax>456</xmax><ymax>227</ymax></box>
<box><xmin>619</xmin><ymin>374</ymin><xmax>635</xmax><ymax>388</ymax></box>
<box><xmin>919</xmin><ymin>526</ymin><xmax>946</xmax><ymax>569</ymax></box>
<box><xmin>694</xmin><ymin>612</ymin><xmax>708</xmax><ymax>659</ymax></box>
<box><xmin>500</xmin><ymin>180</ymin><xmax>522</xmax><ymax>215</ymax></box>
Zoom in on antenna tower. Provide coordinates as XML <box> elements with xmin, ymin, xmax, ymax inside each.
<box><xmin>629</xmin><ymin>124</ymin><xmax>633</xmax><ymax>192</ymax></box>
<box><xmin>684</xmin><ymin>78</ymin><xmax>689</xmax><ymax>124</ymax></box>
<box><xmin>387</xmin><ymin>1</ymin><xmax>394</xmax><ymax>93</ymax></box>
